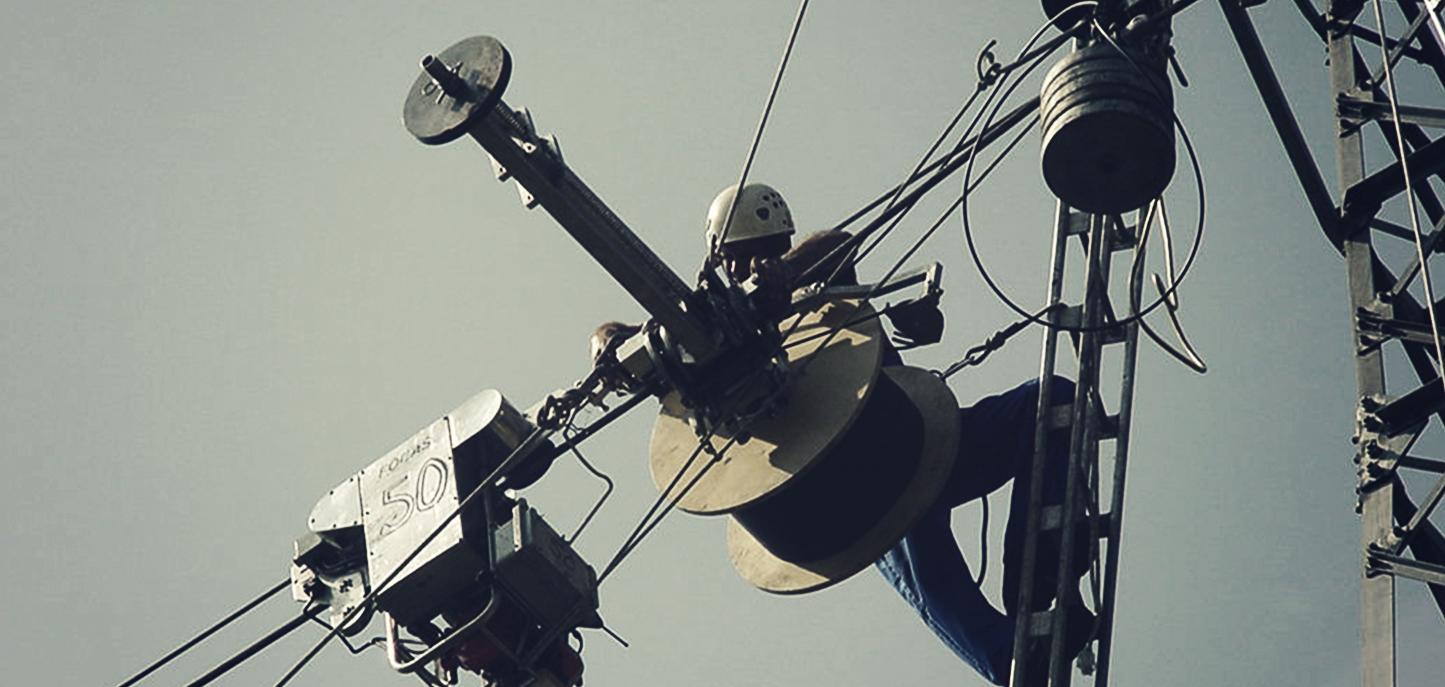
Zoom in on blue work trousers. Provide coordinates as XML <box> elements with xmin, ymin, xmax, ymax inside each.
<box><xmin>875</xmin><ymin>376</ymin><xmax>1074</xmax><ymax>685</ymax></box>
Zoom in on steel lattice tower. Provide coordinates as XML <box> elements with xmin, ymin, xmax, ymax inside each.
<box><xmin>1223</xmin><ymin>0</ymin><xmax>1445</xmax><ymax>684</ymax></box>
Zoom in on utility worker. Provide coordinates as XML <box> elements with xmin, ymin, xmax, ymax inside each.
<box><xmin>707</xmin><ymin>183</ymin><xmax>1094</xmax><ymax>685</ymax></box>
<box><xmin>597</xmin><ymin>183</ymin><xmax>1091</xmax><ymax>686</ymax></box>
<box><xmin>703</xmin><ymin>184</ymin><xmax>943</xmax><ymax>346</ymax></box>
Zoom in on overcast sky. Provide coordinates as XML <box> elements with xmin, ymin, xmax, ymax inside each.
<box><xmin>3</xmin><ymin>1</ymin><xmax>1443</xmax><ymax>687</ymax></box>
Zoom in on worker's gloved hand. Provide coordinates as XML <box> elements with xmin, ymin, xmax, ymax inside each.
<box><xmin>588</xmin><ymin>321</ymin><xmax>646</xmax><ymax>394</ymax></box>
<box><xmin>590</xmin><ymin>321</ymin><xmax>642</xmax><ymax>364</ymax></box>
<box><xmin>886</xmin><ymin>293</ymin><xmax>944</xmax><ymax>350</ymax></box>
<box><xmin>745</xmin><ymin>257</ymin><xmax>795</xmax><ymax>319</ymax></box>
<box><xmin>749</xmin><ymin>257</ymin><xmax>792</xmax><ymax>293</ymax></box>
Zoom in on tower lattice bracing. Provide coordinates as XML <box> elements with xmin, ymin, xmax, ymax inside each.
<box><xmin>1224</xmin><ymin>0</ymin><xmax>1445</xmax><ymax>684</ymax></box>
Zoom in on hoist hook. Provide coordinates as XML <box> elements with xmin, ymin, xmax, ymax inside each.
<box><xmin>976</xmin><ymin>39</ymin><xmax>1003</xmax><ymax>88</ymax></box>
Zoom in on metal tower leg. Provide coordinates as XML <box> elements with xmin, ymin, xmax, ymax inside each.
<box><xmin>1009</xmin><ymin>204</ymin><xmax>1143</xmax><ymax>687</ymax></box>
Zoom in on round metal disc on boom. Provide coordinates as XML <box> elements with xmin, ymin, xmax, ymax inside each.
<box><xmin>404</xmin><ymin>35</ymin><xmax>511</xmax><ymax>145</ymax></box>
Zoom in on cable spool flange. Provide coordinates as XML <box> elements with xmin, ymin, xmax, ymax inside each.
<box><xmin>648</xmin><ymin>300</ymin><xmax>882</xmax><ymax>516</ymax></box>
<box><xmin>727</xmin><ymin>365</ymin><xmax>959</xmax><ymax>594</ymax></box>
<box><xmin>648</xmin><ymin>301</ymin><xmax>960</xmax><ymax>594</ymax></box>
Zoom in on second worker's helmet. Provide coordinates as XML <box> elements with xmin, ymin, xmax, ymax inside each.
<box><xmin>704</xmin><ymin>183</ymin><xmax>795</xmax><ymax>249</ymax></box>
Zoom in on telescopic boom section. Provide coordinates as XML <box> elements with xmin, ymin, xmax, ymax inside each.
<box><xmin>403</xmin><ymin>36</ymin><xmax>718</xmax><ymax>361</ymax></box>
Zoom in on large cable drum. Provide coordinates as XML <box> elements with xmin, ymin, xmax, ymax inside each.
<box><xmin>1040</xmin><ymin>43</ymin><xmax>1175</xmax><ymax>214</ymax></box>
<box><xmin>648</xmin><ymin>301</ymin><xmax>960</xmax><ymax>594</ymax></box>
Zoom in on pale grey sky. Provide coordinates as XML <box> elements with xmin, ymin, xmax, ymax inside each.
<box><xmin>3</xmin><ymin>2</ymin><xmax>1441</xmax><ymax>687</ymax></box>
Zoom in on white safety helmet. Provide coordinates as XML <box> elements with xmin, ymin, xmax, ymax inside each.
<box><xmin>704</xmin><ymin>183</ymin><xmax>795</xmax><ymax>248</ymax></box>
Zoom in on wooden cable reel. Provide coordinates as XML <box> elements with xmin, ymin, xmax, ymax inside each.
<box><xmin>648</xmin><ymin>300</ymin><xmax>960</xmax><ymax>594</ymax></box>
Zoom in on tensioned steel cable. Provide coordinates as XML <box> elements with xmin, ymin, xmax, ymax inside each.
<box><xmin>792</xmin><ymin>92</ymin><xmax>1056</xmax><ymax>300</ymax></box>
<box><xmin>774</xmin><ymin>33</ymin><xmax>1051</xmax><ymax>358</ymax></box>
<box><xmin>795</xmin><ymin>18</ymin><xmax>1091</xmax><ymax>292</ymax></box>
<box><xmin>775</xmin><ymin>110</ymin><xmax>1042</xmax><ymax>364</ymax></box>
<box><xmin>600</xmin><ymin>430</ymin><xmax>746</xmax><ymax>584</ymax></box>
<box><xmin>847</xmin><ymin>74</ymin><xmax>996</xmax><ymax>271</ymax></box>
<box><xmin>114</xmin><ymin>578</ymin><xmax>291</xmax><ymax>687</ymax></box>
<box><xmin>1372</xmin><ymin>0</ymin><xmax>1445</xmax><ymax>394</ymax></box>
<box><xmin>847</xmin><ymin>26</ymin><xmax>1080</xmax><ymax>271</ymax></box>
<box><xmin>181</xmin><ymin>606</ymin><xmax>322</xmax><ymax>687</ymax></box>
<box><xmin>709</xmin><ymin>0</ymin><xmax>811</xmax><ymax>264</ymax></box>
<box><xmin>597</xmin><ymin>433</ymin><xmax>717</xmax><ymax>583</ymax></box>
<box><xmin>598</xmin><ymin>368</ymin><xmax>774</xmax><ymax>583</ymax></box>
<box><xmin>548</xmin><ymin>388</ymin><xmax>649</xmax><ymax>456</ymax></box>
<box><xmin>781</xmin><ymin>46</ymin><xmax>1049</xmax><ymax>372</ymax></box>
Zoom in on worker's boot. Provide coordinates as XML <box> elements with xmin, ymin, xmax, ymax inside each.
<box><xmin>1016</xmin><ymin>599</ymin><xmax>1096</xmax><ymax>687</ymax></box>
<box><xmin>1003</xmin><ymin>524</ymin><xmax>1092</xmax><ymax>613</ymax></box>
